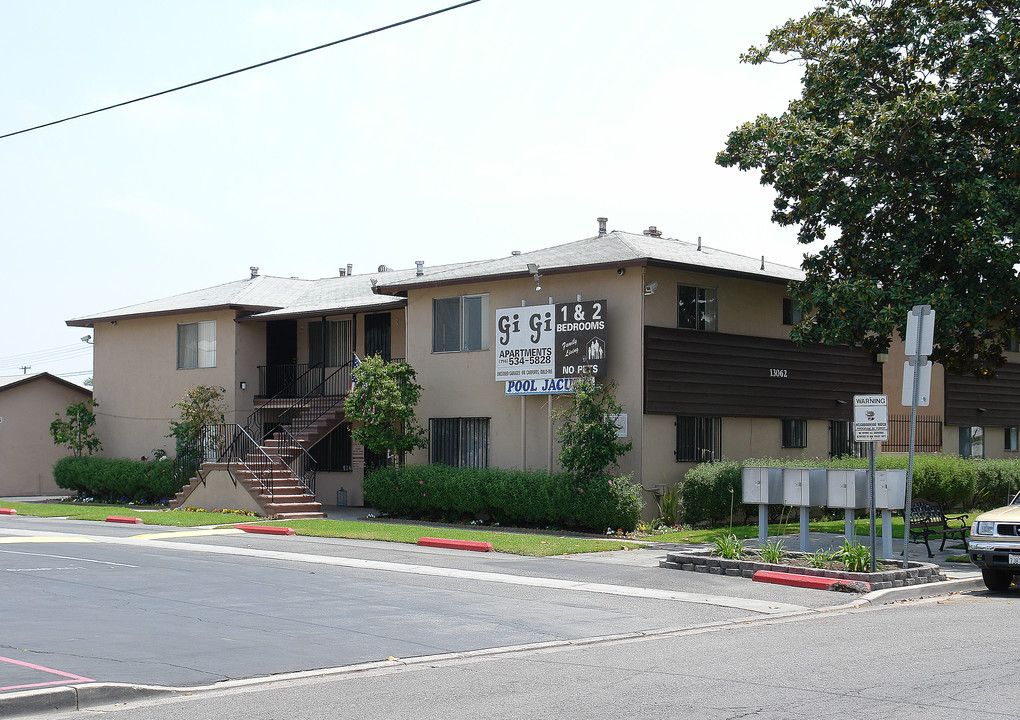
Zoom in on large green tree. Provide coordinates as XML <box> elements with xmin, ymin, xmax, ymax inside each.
<box><xmin>343</xmin><ymin>355</ymin><xmax>427</xmax><ymax>465</ymax></box>
<box><xmin>50</xmin><ymin>399</ymin><xmax>101</xmax><ymax>458</ymax></box>
<box><xmin>717</xmin><ymin>0</ymin><xmax>1020</xmax><ymax>376</ymax></box>
<box><xmin>555</xmin><ymin>377</ymin><xmax>632</xmax><ymax>480</ymax></box>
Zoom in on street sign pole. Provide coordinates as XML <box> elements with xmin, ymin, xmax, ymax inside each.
<box><xmin>903</xmin><ymin>304</ymin><xmax>934</xmax><ymax>569</ymax></box>
<box><xmin>868</xmin><ymin>441</ymin><xmax>877</xmax><ymax>573</ymax></box>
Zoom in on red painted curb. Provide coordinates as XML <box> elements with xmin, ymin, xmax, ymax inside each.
<box><xmin>752</xmin><ymin>570</ymin><xmax>871</xmax><ymax>592</ymax></box>
<box><xmin>105</xmin><ymin>516</ymin><xmax>143</xmax><ymax>524</ymax></box>
<box><xmin>417</xmin><ymin>537</ymin><xmax>493</xmax><ymax>552</ymax></box>
<box><xmin>0</xmin><ymin>508</ymin><xmax>17</xmax><ymax>515</ymax></box>
<box><xmin>234</xmin><ymin>524</ymin><xmax>295</xmax><ymax>536</ymax></box>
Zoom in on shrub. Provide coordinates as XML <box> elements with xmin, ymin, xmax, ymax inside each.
<box><xmin>677</xmin><ymin>460</ymin><xmax>742</xmax><ymax>526</ymax></box>
<box><xmin>363</xmin><ymin>465</ymin><xmax>643</xmax><ymax>533</ymax></box>
<box><xmin>53</xmin><ymin>456</ymin><xmax>176</xmax><ymax>503</ymax></box>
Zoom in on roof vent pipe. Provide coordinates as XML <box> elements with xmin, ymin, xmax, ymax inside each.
<box><xmin>415</xmin><ymin>260</ymin><xmax>425</xmax><ymax>277</ymax></box>
<box><xmin>761</xmin><ymin>256</ymin><xmax>765</xmax><ymax>271</ymax></box>
<box><xmin>339</xmin><ymin>267</ymin><xmax>346</xmax><ymax>277</ymax></box>
<box><xmin>346</xmin><ymin>263</ymin><xmax>353</xmax><ymax>276</ymax></box>
<box><xmin>643</xmin><ymin>226</ymin><xmax>662</xmax><ymax>237</ymax></box>
<box><xmin>597</xmin><ymin>217</ymin><xmax>608</xmax><ymax>237</ymax></box>
<box><xmin>250</xmin><ymin>266</ymin><xmax>259</xmax><ymax>279</ymax></box>
<box><xmin>697</xmin><ymin>236</ymin><xmax>702</xmax><ymax>251</ymax></box>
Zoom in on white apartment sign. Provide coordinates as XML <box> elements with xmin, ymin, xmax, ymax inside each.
<box><xmin>495</xmin><ymin>304</ymin><xmax>555</xmax><ymax>381</ymax></box>
<box><xmin>853</xmin><ymin>394</ymin><xmax>889</xmax><ymax>442</ymax></box>
<box><xmin>495</xmin><ymin>300</ymin><xmax>608</xmax><ymax>382</ymax></box>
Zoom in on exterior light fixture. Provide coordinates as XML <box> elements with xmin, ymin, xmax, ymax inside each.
<box><xmin>527</xmin><ymin>263</ymin><xmax>542</xmax><ymax>291</ymax></box>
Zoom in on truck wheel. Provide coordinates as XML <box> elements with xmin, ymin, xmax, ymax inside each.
<box><xmin>982</xmin><ymin>568</ymin><xmax>1013</xmax><ymax>592</ymax></box>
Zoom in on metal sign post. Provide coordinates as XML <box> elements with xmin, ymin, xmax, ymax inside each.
<box><xmin>854</xmin><ymin>394</ymin><xmax>889</xmax><ymax>573</ymax></box>
<box><xmin>903</xmin><ymin>304</ymin><xmax>935</xmax><ymax>569</ymax></box>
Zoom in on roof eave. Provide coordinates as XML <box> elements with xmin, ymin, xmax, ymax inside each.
<box><xmin>66</xmin><ymin>303</ymin><xmax>283</xmax><ymax>327</ymax></box>
<box><xmin>237</xmin><ymin>298</ymin><xmax>408</xmax><ymax>322</ymax></box>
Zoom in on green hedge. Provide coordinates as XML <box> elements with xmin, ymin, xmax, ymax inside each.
<box><xmin>677</xmin><ymin>455</ymin><xmax>1020</xmax><ymax>526</ymax></box>
<box><xmin>364</xmin><ymin>465</ymin><xmax>643</xmax><ymax>533</ymax></box>
<box><xmin>53</xmin><ymin>456</ymin><xmax>177</xmax><ymax>503</ymax></box>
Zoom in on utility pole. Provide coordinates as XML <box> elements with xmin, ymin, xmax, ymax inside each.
<box><xmin>19</xmin><ymin>365</ymin><xmax>30</xmax><ymax>374</ymax></box>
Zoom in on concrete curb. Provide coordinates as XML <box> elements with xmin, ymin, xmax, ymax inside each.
<box><xmin>0</xmin><ymin>683</ymin><xmax>179</xmax><ymax>718</ymax></box>
<box><xmin>235</xmin><ymin>524</ymin><xmax>295</xmax><ymax>536</ymax></box>
<box><xmin>418</xmin><ymin>537</ymin><xmax>493</xmax><ymax>552</ymax></box>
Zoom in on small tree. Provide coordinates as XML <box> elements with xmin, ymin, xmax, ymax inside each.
<box><xmin>555</xmin><ymin>377</ymin><xmax>632</xmax><ymax>480</ymax></box>
<box><xmin>50</xmin><ymin>399</ymin><xmax>101</xmax><ymax>457</ymax></box>
<box><xmin>167</xmin><ymin>385</ymin><xmax>226</xmax><ymax>456</ymax></box>
<box><xmin>343</xmin><ymin>356</ymin><xmax>427</xmax><ymax>465</ymax></box>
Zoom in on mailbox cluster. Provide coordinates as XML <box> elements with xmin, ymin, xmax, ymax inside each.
<box><xmin>741</xmin><ymin>467</ymin><xmax>907</xmax><ymax>554</ymax></box>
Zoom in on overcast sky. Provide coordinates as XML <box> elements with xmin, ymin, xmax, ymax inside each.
<box><xmin>0</xmin><ymin>0</ymin><xmax>820</xmax><ymax>383</ymax></box>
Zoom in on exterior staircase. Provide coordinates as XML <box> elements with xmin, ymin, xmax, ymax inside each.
<box><xmin>173</xmin><ymin>397</ymin><xmax>348</xmax><ymax>520</ymax></box>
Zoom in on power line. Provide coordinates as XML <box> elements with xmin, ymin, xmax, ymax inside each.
<box><xmin>1</xmin><ymin>0</ymin><xmax>482</xmax><ymax>141</ymax></box>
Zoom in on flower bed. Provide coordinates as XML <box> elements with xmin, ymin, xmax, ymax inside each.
<box><xmin>659</xmin><ymin>550</ymin><xmax>946</xmax><ymax>591</ymax></box>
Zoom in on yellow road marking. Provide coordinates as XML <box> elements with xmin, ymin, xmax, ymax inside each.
<box><xmin>130</xmin><ymin>528</ymin><xmax>243</xmax><ymax>540</ymax></box>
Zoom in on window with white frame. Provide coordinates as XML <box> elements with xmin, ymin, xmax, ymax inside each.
<box><xmin>430</xmin><ymin>417</ymin><xmax>490</xmax><ymax>468</ymax></box>
<box><xmin>960</xmin><ymin>426</ymin><xmax>984</xmax><ymax>458</ymax></box>
<box><xmin>676</xmin><ymin>416</ymin><xmax>721</xmax><ymax>462</ymax></box>
<box><xmin>677</xmin><ymin>285</ymin><xmax>718</xmax><ymax>331</ymax></box>
<box><xmin>1005</xmin><ymin>427</ymin><xmax>1019</xmax><ymax>452</ymax></box>
<box><xmin>782</xmin><ymin>419</ymin><xmax>808</xmax><ymax>448</ymax></box>
<box><xmin>177</xmin><ymin>321</ymin><xmax>216</xmax><ymax>369</ymax></box>
<box><xmin>432</xmin><ymin>294</ymin><xmax>489</xmax><ymax>352</ymax></box>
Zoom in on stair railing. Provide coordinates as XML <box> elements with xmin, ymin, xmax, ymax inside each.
<box><xmin>246</xmin><ymin>362</ymin><xmax>325</xmax><ymax>442</ymax></box>
<box><xmin>274</xmin><ymin>423</ymin><xmax>317</xmax><ymax>496</ymax></box>
<box><xmin>221</xmin><ymin>423</ymin><xmax>278</xmax><ymax>500</ymax></box>
<box><xmin>275</xmin><ymin>358</ymin><xmax>354</xmax><ymax>439</ymax></box>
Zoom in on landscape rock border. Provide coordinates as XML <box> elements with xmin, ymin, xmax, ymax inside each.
<box><xmin>660</xmin><ymin>550</ymin><xmax>947</xmax><ymax>591</ymax></box>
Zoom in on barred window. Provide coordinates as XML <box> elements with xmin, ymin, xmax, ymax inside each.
<box><xmin>430</xmin><ymin>417</ymin><xmax>489</xmax><ymax>468</ymax></box>
<box><xmin>782</xmin><ymin>419</ymin><xmax>807</xmax><ymax>449</ymax></box>
<box><xmin>829</xmin><ymin>420</ymin><xmax>865</xmax><ymax>458</ymax></box>
<box><xmin>310</xmin><ymin>423</ymin><xmax>352</xmax><ymax>472</ymax></box>
<box><xmin>676</xmin><ymin>416</ymin><xmax>720</xmax><ymax>462</ymax></box>
<box><xmin>308</xmin><ymin>319</ymin><xmax>354</xmax><ymax>366</ymax></box>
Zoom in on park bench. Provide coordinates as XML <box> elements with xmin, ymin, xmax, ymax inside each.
<box><xmin>908</xmin><ymin>498</ymin><xmax>969</xmax><ymax>557</ymax></box>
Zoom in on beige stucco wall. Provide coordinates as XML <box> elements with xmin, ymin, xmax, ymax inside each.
<box><xmin>404</xmin><ymin>268</ymin><xmax>645</xmax><ymax>483</ymax></box>
<box><xmin>0</xmin><ymin>377</ymin><xmax>92</xmax><ymax>495</ymax></box>
<box><xmin>92</xmin><ymin>309</ymin><xmax>247</xmax><ymax>460</ymax></box>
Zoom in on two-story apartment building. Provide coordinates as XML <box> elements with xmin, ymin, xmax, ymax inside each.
<box><xmin>65</xmin><ymin>221</ymin><xmax>1020</xmax><ymax>516</ymax></box>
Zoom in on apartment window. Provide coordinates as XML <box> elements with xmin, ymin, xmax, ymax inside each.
<box><xmin>829</xmin><ymin>420</ymin><xmax>865</xmax><ymax>458</ymax></box>
<box><xmin>677</xmin><ymin>285</ymin><xmax>717</xmax><ymax>331</ymax></box>
<box><xmin>960</xmin><ymin>426</ymin><xmax>984</xmax><ymax>458</ymax></box>
<box><xmin>430</xmin><ymin>417</ymin><xmax>490</xmax><ymax>468</ymax></box>
<box><xmin>783</xmin><ymin>298</ymin><xmax>803</xmax><ymax>326</ymax></box>
<box><xmin>676</xmin><ymin>416</ymin><xmax>721</xmax><ymax>462</ymax></box>
<box><xmin>308</xmin><ymin>319</ymin><xmax>354</xmax><ymax>366</ymax></box>
<box><xmin>177</xmin><ymin>321</ymin><xmax>216</xmax><ymax>369</ymax></box>
<box><xmin>1006</xmin><ymin>427</ymin><xmax>1019</xmax><ymax>452</ymax></box>
<box><xmin>782</xmin><ymin>419</ymin><xmax>808</xmax><ymax>449</ymax></box>
<box><xmin>433</xmin><ymin>294</ymin><xmax>489</xmax><ymax>352</ymax></box>
<box><xmin>310</xmin><ymin>423</ymin><xmax>352</xmax><ymax>472</ymax></box>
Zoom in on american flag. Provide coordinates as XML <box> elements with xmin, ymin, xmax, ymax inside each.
<box><xmin>350</xmin><ymin>353</ymin><xmax>361</xmax><ymax>392</ymax></box>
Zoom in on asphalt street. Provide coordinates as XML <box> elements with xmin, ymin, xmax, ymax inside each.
<box><xmin>0</xmin><ymin>512</ymin><xmax>991</xmax><ymax>717</ymax></box>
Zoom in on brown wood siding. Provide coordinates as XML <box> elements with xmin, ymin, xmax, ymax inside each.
<box><xmin>644</xmin><ymin>326</ymin><xmax>882</xmax><ymax>420</ymax></box>
<box><xmin>945</xmin><ymin>364</ymin><xmax>1020</xmax><ymax>427</ymax></box>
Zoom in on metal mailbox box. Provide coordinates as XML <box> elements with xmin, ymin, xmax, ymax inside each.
<box><xmin>875</xmin><ymin>469</ymin><xmax>907</xmax><ymax>510</ymax></box>
<box><xmin>782</xmin><ymin>468</ymin><xmax>828</xmax><ymax>506</ymax></box>
<box><xmin>741</xmin><ymin>467</ymin><xmax>783</xmax><ymax>504</ymax></box>
<box><xmin>826</xmin><ymin>469</ymin><xmax>868</xmax><ymax>509</ymax></box>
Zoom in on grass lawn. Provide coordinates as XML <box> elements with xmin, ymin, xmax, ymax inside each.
<box><xmin>646</xmin><ymin>512</ymin><xmax>979</xmax><ymax>545</ymax></box>
<box><xmin>230</xmin><ymin>519</ymin><xmax>643</xmax><ymax>556</ymax></box>
<box><xmin>0</xmin><ymin>502</ymin><xmax>643</xmax><ymax>556</ymax></box>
